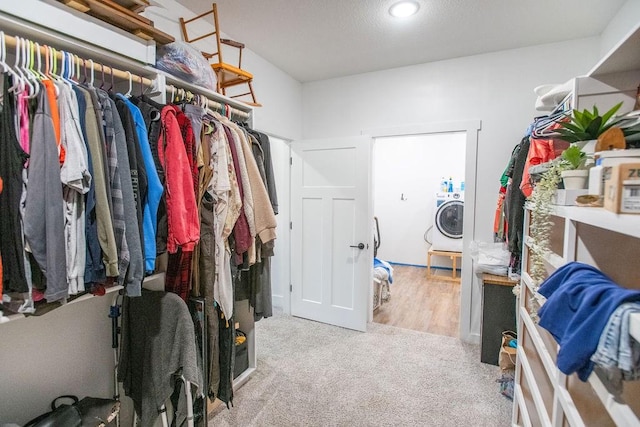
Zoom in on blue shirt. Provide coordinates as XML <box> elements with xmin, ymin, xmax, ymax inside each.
<box><xmin>538</xmin><ymin>262</ymin><xmax>640</xmax><ymax>381</ymax></box>
<box><xmin>117</xmin><ymin>94</ymin><xmax>163</xmax><ymax>273</ymax></box>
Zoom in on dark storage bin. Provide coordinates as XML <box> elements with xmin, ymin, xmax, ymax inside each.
<box><xmin>481</xmin><ymin>274</ymin><xmax>518</xmax><ymax>365</ymax></box>
<box><xmin>233</xmin><ymin>331</ymin><xmax>249</xmax><ymax>379</ymax></box>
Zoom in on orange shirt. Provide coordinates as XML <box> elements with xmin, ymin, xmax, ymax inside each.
<box><xmin>43</xmin><ymin>80</ymin><xmax>65</xmax><ymax>164</ymax></box>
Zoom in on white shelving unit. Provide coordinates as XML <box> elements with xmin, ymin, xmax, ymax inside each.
<box><xmin>514</xmin><ymin>204</ymin><xmax>640</xmax><ymax>427</ymax></box>
<box><xmin>513</xmin><ymin>19</ymin><xmax>640</xmax><ymax>426</ymax></box>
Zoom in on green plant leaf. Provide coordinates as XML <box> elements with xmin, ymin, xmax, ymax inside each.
<box><xmin>554</xmin><ymin>132</ymin><xmax>582</xmax><ymax>143</ymax></box>
<box><xmin>573</xmin><ymin>109</ymin><xmax>586</xmax><ymax>128</ymax></box>
<box><xmin>585</xmin><ymin>116</ymin><xmax>602</xmax><ymax>138</ymax></box>
<box><xmin>561</xmin><ymin>145</ymin><xmax>586</xmax><ymax>169</ymax></box>
<box><xmin>559</xmin><ymin>122</ymin><xmax>586</xmax><ymax>133</ymax></box>
<box><xmin>601</xmin><ymin>101</ymin><xmax>623</xmax><ymax>125</ymax></box>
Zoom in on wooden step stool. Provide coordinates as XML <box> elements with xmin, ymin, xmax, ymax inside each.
<box><xmin>426</xmin><ymin>249</ymin><xmax>462</xmax><ymax>282</ymax></box>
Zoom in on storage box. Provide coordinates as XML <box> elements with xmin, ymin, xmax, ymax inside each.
<box><xmin>597</xmin><ymin>149</ymin><xmax>640</xmax><ymax>167</ymax></box>
<box><xmin>604</xmin><ymin>163</ymin><xmax>640</xmax><ymax>214</ymax></box>
<box><xmin>552</xmin><ymin>189</ymin><xmax>588</xmax><ymax>206</ymax></box>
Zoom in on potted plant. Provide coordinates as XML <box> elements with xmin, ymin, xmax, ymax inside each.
<box><xmin>559</xmin><ymin>145</ymin><xmax>588</xmax><ymax>189</ymax></box>
<box><xmin>555</xmin><ymin>102</ymin><xmax>623</xmax><ymax>149</ymax></box>
<box><xmin>527</xmin><ymin>145</ymin><xmax>587</xmax><ymax>289</ymax></box>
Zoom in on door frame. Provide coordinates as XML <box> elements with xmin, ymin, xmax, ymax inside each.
<box><xmin>363</xmin><ymin>120</ymin><xmax>481</xmax><ymax>343</ymax></box>
<box><xmin>256</xmin><ymin>131</ymin><xmax>293</xmax><ymax>315</ymax></box>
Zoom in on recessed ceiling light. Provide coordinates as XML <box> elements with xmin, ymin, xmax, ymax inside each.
<box><xmin>389</xmin><ymin>1</ymin><xmax>420</xmax><ymax>18</ymax></box>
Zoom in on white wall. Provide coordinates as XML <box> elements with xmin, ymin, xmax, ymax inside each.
<box><xmin>144</xmin><ymin>0</ymin><xmax>303</xmax><ymax>141</ymax></box>
<box><xmin>373</xmin><ymin>133</ymin><xmax>466</xmax><ymax>266</ymax></box>
<box><xmin>0</xmin><ymin>296</ymin><xmax>117</xmax><ymax>424</ymax></box>
<box><xmin>598</xmin><ymin>0</ymin><xmax>640</xmax><ymax>61</ymax></box>
<box><xmin>302</xmin><ymin>38</ymin><xmax>601</xmax><ymax>341</ymax></box>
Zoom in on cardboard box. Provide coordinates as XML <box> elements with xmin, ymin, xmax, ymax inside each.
<box><xmin>604</xmin><ymin>163</ymin><xmax>640</xmax><ymax>214</ymax></box>
<box><xmin>552</xmin><ymin>189</ymin><xmax>589</xmax><ymax>205</ymax></box>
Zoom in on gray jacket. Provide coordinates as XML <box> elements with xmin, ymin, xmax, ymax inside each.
<box><xmin>23</xmin><ymin>86</ymin><xmax>68</xmax><ymax>302</ymax></box>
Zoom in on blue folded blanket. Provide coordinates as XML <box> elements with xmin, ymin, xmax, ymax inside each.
<box><xmin>538</xmin><ymin>262</ymin><xmax>640</xmax><ymax>381</ymax></box>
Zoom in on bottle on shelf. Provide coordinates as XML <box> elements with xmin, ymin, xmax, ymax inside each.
<box><xmin>440</xmin><ymin>177</ymin><xmax>448</xmax><ymax>192</ymax></box>
<box><xmin>448</xmin><ymin>177</ymin><xmax>454</xmax><ymax>193</ymax></box>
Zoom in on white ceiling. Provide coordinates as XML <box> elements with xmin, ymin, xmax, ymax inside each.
<box><xmin>177</xmin><ymin>0</ymin><xmax>627</xmax><ymax>83</ymax></box>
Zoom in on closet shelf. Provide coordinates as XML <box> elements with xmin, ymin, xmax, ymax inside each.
<box><xmin>0</xmin><ymin>285</ymin><xmax>123</xmax><ymax>325</ymax></box>
<box><xmin>517</xmin><ymin>345</ymin><xmax>553</xmax><ymax>427</ymax></box>
<box><xmin>0</xmin><ymin>1</ymin><xmax>155</xmax><ymax>66</ymax></box>
<box><xmin>588</xmin><ymin>22</ymin><xmax>640</xmax><ymax>77</ymax></box>
<box><xmin>587</xmin><ymin>368</ymin><xmax>639</xmax><ymax>426</ymax></box>
<box><xmin>520</xmin><ymin>306</ymin><xmax>557</xmax><ymax>382</ymax></box>
<box><xmin>521</xmin><ymin>272</ymin><xmax>547</xmax><ymax>307</ymax></box>
<box><xmin>524</xmin><ymin>236</ymin><xmax>565</xmax><ymax>270</ymax></box>
<box><xmin>551</xmin><ymin>205</ymin><xmax>640</xmax><ymax>239</ymax></box>
<box><xmin>150</xmin><ymin>68</ymin><xmax>255</xmax><ymax>113</ymax></box>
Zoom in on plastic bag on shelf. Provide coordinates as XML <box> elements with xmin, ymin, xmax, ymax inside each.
<box><xmin>155</xmin><ymin>42</ymin><xmax>217</xmax><ymax>91</ymax></box>
<box><xmin>469</xmin><ymin>241</ymin><xmax>510</xmax><ymax>276</ymax></box>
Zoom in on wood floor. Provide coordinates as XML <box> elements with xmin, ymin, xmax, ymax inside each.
<box><xmin>373</xmin><ymin>265</ymin><xmax>460</xmax><ymax>338</ymax></box>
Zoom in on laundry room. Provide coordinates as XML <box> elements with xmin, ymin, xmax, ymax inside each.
<box><xmin>372</xmin><ymin>131</ymin><xmax>466</xmax><ymax>336</ymax></box>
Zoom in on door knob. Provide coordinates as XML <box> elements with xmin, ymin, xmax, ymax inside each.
<box><xmin>350</xmin><ymin>243</ymin><xmax>365</xmax><ymax>250</ymax></box>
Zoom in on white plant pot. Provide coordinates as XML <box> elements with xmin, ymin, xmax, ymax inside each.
<box><xmin>561</xmin><ymin>169</ymin><xmax>589</xmax><ymax>190</ymax></box>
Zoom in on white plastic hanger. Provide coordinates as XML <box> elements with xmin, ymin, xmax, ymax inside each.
<box><xmin>125</xmin><ymin>70</ymin><xmax>132</xmax><ymax>97</ymax></box>
<box><xmin>22</xmin><ymin>37</ymin><xmax>39</xmax><ymax>98</ymax></box>
<box><xmin>0</xmin><ymin>32</ymin><xmax>21</xmax><ymax>90</ymax></box>
<box><xmin>12</xmin><ymin>37</ymin><xmax>31</xmax><ymax>95</ymax></box>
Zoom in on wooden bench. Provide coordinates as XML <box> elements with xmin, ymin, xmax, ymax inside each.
<box><xmin>426</xmin><ymin>249</ymin><xmax>462</xmax><ymax>282</ymax></box>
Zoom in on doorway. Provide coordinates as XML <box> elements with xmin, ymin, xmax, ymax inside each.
<box><xmin>371</xmin><ymin>132</ymin><xmax>466</xmax><ymax>337</ymax></box>
<box><xmin>275</xmin><ymin>120</ymin><xmax>481</xmax><ymax>342</ymax></box>
<box><xmin>365</xmin><ymin>120</ymin><xmax>481</xmax><ymax>343</ymax></box>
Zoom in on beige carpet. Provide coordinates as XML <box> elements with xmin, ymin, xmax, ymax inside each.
<box><xmin>210</xmin><ymin>311</ymin><xmax>512</xmax><ymax>426</ymax></box>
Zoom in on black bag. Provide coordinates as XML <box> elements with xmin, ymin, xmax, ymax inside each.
<box><xmin>23</xmin><ymin>395</ymin><xmax>120</xmax><ymax>427</ymax></box>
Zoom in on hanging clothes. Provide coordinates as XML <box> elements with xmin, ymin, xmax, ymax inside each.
<box><xmin>72</xmin><ymin>85</ymin><xmax>105</xmax><ymax>287</ymax></box>
<box><xmin>505</xmin><ymin>137</ymin><xmax>530</xmax><ymax>259</ymax></box>
<box><xmin>224</xmin><ymin>118</ymin><xmax>277</xmax><ymax>248</ymax></box>
<box><xmin>42</xmin><ymin>79</ymin><xmax>65</xmax><ymax>164</ymax></box>
<box><xmin>157</xmin><ymin>106</ymin><xmax>200</xmax><ymax>254</ymax></box>
<box><xmin>97</xmin><ymin>89</ymin><xmax>129</xmax><ymax>283</ymax></box>
<box><xmin>222</xmin><ymin>121</ymin><xmax>252</xmax><ymax>265</ymax></box>
<box><xmin>246</xmin><ymin>129</ymin><xmax>278</xmax><ymax>215</ymax></box>
<box><xmin>0</xmin><ymin>74</ymin><xmax>29</xmax><ymax>294</ymax></box>
<box><xmin>23</xmin><ymin>83</ymin><xmax>68</xmax><ymax>302</ymax></box>
<box><xmin>217</xmin><ymin>121</ymin><xmax>242</xmax><ymax>320</ymax></box>
<box><xmin>131</xmin><ymin>95</ymin><xmax>167</xmax><ymax>255</ymax></box>
<box><xmin>117</xmin><ymin>95</ymin><xmax>163</xmax><ymax>274</ymax></box>
<box><xmin>109</xmin><ymin>95</ymin><xmax>143</xmax><ymax>297</ymax></box>
<box><xmin>58</xmin><ymin>83</ymin><xmax>92</xmax><ymax>295</ymax></box>
<box><xmin>115</xmin><ymin>96</ymin><xmax>148</xmax><ymax>265</ymax></box>
<box><xmin>77</xmin><ymin>86</ymin><xmax>119</xmax><ymax>279</ymax></box>
<box><xmin>164</xmin><ymin>105</ymin><xmax>199</xmax><ymax>301</ymax></box>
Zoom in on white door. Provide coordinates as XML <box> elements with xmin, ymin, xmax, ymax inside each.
<box><xmin>290</xmin><ymin>137</ymin><xmax>372</xmax><ymax>331</ymax></box>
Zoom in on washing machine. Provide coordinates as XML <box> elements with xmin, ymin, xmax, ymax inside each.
<box><xmin>432</xmin><ymin>192</ymin><xmax>464</xmax><ymax>252</ymax></box>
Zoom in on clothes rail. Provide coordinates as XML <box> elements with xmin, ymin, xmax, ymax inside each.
<box><xmin>165</xmin><ymin>83</ymin><xmax>250</xmax><ymax>122</ymax></box>
<box><xmin>1</xmin><ymin>31</ymin><xmax>154</xmax><ymax>88</ymax></box>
